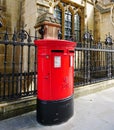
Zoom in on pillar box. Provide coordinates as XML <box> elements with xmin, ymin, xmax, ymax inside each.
<box><xmin>35</xmin><ymin>39</ymin><xmax>76</xmax><ymax>125</ymax></box>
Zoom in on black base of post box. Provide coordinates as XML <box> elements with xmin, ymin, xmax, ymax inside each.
<box><xmin>37</xmin><ymin>95</ymin><xmax>74</xmax><ymax>125</ymax></box>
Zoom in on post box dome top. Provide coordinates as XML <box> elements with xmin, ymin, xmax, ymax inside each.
<box><xmin>34</xmin><ymin>39</ymin><xmax>76</xmax><ymax>47</ymax></box>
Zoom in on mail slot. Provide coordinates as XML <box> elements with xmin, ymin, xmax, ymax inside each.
<box><xmin>34</xmin><ymin>39</ymin><xmax>76</xmax><ymax>125</ymax></box>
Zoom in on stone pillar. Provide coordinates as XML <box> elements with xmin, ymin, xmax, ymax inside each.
<box><xmin>34</xmin><ymin>12</ymin><xmax>61</xmax><ymax>39</ymax></box>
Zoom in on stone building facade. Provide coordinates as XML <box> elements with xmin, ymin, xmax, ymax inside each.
<box><xmin>0</xmin><ymin>0</ymin><xmax>114</xmax><ymax>41</ymax></box>
<box><xmin>94</xmin><ymin>0</ymin><xmax>114</xmax><ymax>41</ymax></box>
<box><xmin>0</xmin><ymin>0</ymin><xmax>21</xmax><ymax>75</ymax></box>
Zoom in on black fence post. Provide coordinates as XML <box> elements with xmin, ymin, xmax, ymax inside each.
<box><xmin>105</xmin><ymin>33</ymin><xmax>112</xmax><ymax>79</ymax></box>
<box><xmin>107</xmin><ymin>46</ymin><xmax>112</xmax><ymax>79</ymax></box>
<box><xmin>83</xmin><ymin>31</ymin><xmax>93</xmax><ymax>84</ymax></box>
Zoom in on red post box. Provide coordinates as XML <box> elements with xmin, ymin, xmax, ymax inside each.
<box><xmin>35</xmin><ymin>39</ymin><xmax>76</xmax><ymax>125</ymax></box>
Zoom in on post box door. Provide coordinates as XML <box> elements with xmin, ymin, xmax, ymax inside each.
<box><xmin>38</xmin><ymin>50</ymin><xmax>51</xmax><ymax>100</ymax></box>
<box><xmin>51</xmin><ymin>50</ymin><xmax>74</xmax><ymax>100</ymax></box>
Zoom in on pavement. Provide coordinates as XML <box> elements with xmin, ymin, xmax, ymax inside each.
<box><xmin>0</xmin><ymin>87</ymin><xmax>114</xmax><ymax>130</ymax></box>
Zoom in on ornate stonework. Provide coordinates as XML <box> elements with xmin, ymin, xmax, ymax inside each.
<box><xmin>35</xmin><ymin>12</ymin><xmax>61</xmax><ymax>39</ymax></box>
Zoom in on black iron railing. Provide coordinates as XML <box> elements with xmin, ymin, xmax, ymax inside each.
<box><xmin>0</xmin><ymin>28</ymin><xmax>38</xmax><ymax>101</ymax></box>
<box><xmin>74</xmin><ymin>42</ymin><xmax>114</xmax><ymax>86</ymax></box>
<box><xmin>0</xmin><ymin>28</ymin><xmax>114</xmax><ymax>101</ymax></box>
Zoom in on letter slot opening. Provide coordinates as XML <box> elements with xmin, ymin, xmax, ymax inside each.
<box><xmin>69</xmin><ymin>50</ymin><xmax>74</xmax><ymax>53</ymax></box>
<box><xmin>51</xmin><ymin>50</ymin><xmax>64</xmax><ymax>53</ymax></box>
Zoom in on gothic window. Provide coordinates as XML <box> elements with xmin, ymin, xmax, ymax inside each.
<box><xmin>54</xmin><ymin>5</ymin><xmax>81</xmax><ymax>42</ymax></box>
<box><xmin>54</xmin><ymin>6</ymin><xmax>62</xmax><ymax>24</ymax></box>
<box><xmin>74</xmin><ymin>13</ymin><xmax>81</xmax><ymax>42</ymax></box>
<box><xmin>64</xmin><ymin>10</ymin><xmax>72</xmax><ymax>40</ymax></box>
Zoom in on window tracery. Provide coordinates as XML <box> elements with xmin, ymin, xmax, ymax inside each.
<box><xmin>54</xmin><ymin>2</ymin><xmax>82</xmax><ymax>41</ymax></box>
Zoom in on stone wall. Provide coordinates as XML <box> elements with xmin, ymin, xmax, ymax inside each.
<box><xmin>22</xmin><ymin>0</ymin><xmax>37</xmax><ymax>35</ymax></box>
<box><xmin>94</xmin><ymin>2</ymin><xmax>114</xmax><ymax>42</ymax></box>
<box><xmin>0</xmin><ymin>0</ymin><xmax>21</xmax><ymax>73</ymax></box>
<box><xmin>94</xmin><ymin>9</ymin><xmax>100</xmax><ymax>41</ymax></box>
<box><xmin>85</xmin><ymin>2</ymin><xmax>94</xmax><ymax>34</ymax></box>
<box><xmin>0</xmin><ymin>0</ymin><xmax>21</xmax><ymax>32</ymax></box>
<box><xmin>0</xmin><ymin>0</ymin><xmax>32</xmax><ymax>97</ymax></box>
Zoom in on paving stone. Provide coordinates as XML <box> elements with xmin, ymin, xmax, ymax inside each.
<box><xmin>0</xmin><ymin>87</ymin><xmax>114</xmax><ymax>130</ymax></box>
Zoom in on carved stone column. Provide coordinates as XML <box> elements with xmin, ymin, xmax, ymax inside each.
<box><xmin>35</xmin><ymin>12</ymin><xmax>61</xmax><ymax>39</ymax></box>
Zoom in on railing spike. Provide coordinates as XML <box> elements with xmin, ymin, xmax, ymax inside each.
<box><xmin>35</xmin><ymin>30</ymin><xmax>38</xmax><ymax>40</ymax></box>
<box><xmin>12</xmin><ymin>28</ymin><xmax>17</xmax><ymax>42</ymax></box>
<box><xmin>27</xmin><ymin>29</ymin><xmax>31</xmax><ymax>43</ymax></box>
<box><xmin>4</xmin><ymin>27</ymin><xmax>9</xmax><ymax>41</ymax></box>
